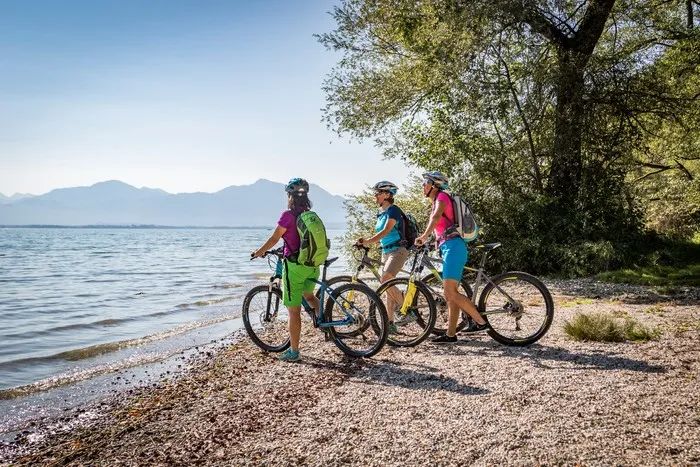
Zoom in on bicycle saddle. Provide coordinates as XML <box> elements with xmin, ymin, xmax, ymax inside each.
<box><xmin>324</xmin><ymin>257</ymin><xmax>339</xmax><ymax>267</ymax></box>
<box><xmin>474</xmin><ymin>242</ymin><xmax>502</xmax><ymax>252</ymax></box>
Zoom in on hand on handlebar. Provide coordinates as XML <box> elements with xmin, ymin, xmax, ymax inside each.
<box><xmin>354</xmin><ymin>239</ymin><xmax>369</xmax><ymax>250</ymax></box>
<box><xmin>250</xmin><ymin>250</ymin><xmax>264</xmax><ymax>260</ymax></box>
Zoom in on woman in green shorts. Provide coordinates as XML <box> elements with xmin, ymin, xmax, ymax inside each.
<box><xmin>251</xmin><ymin>178</ymin><xmax>321</xmax><ymax>362</ymax></box>
<box><xmin>357</xmin><ymin>181</ymin><xmax>410</xmax><ymax>333</ymax></box>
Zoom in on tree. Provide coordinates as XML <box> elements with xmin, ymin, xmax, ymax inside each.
<box><xmin>319</xmin><ymin>0</ymin><xmax>700</xmax><ymax>274</ymax></box>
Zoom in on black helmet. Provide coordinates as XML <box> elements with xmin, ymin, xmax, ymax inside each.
<box><xmin>285</xmin><ymin>177</ymin><xmax>309</xmax><ymax>194</ymax></box>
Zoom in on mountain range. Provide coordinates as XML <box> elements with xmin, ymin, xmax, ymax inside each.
<box><xmin>0</xmin><ymin>180</ymin><xmax>347</xmax><ymax>227</ymax></box>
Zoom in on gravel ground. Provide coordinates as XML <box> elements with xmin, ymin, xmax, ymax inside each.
<box><xmin>2</xmin><ymin>279</ymin><xmax>699</xmax><ymax>466</ymax></box>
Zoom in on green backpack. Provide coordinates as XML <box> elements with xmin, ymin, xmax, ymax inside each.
<box><xmin>295</xmin><ymin>211</ymin><xmax>330</xmax><ymax>267</ymax></box>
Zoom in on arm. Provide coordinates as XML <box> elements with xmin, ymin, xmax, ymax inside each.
<box><xmin>252</xmin><ymin>225</ymin><xmax>287</xmax><ymax>258</ymax></box>
<box><xmin>415</xmin><ymin>200</ymin><xmax>446</xmax><ymax>245</ymax></box>
<box><xmin>359</xmin><ymin>218</ymin><xmax>396</xmax><ymax>246</ymax></box>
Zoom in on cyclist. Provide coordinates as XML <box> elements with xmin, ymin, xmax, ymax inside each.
<box><xmin>414</xmin><ymin>171</ymin><xmax>489</xmax><ymax>343</ymax></box>
<box><xmin>356</xmin><ymin>181</ymin><xmax>409</xmax><ymax>333</ymax></box>
<box><xmin>251</xmin><ymin>178</ymin><xmax>321</xmax><ymax>362</ymax></box>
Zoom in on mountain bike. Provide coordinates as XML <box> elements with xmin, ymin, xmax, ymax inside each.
<box><xmin>242</xmin><ymin>249</ymin><xmax>389</xmax><ymax>358</ymax></box>
<box><xmin>374</xmin><ymin>243</ymin><xmax>438</xmax><ymax>346</ymax></box>
<box><xmin>325</xmin><ymin>244</ymin><xmax>465</xmax><ymax>337</ymax></box>
<box><xmin>329</xmin><ymin>243</ymin><xmax>554</xmax><ymax>346</ymax></box>
<box><xmin>427</xmin><ymin>242</ymin><xmax>554</xmax><ymax>346</ymax></box>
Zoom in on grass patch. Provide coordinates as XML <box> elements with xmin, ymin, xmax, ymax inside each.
<box><xmin>596</xmin><ymin>263</ymin><xmax>700</xmax><ymax>287</ymax></box>
<box><xmin>563</xmin><ymin>312</ymin><xmax>661</xmax><ymax>342</ymax></box>
<box><xmin>559</xmin><ymin>297</ymin><xmax>597</xmax><ymax>308</ymax></box>
<box><xmin>643</xmin><ymin>304</ymin><xmax>667</xmax><ymax>315</ymax></box>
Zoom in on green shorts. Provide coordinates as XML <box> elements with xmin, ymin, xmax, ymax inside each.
<box><xmin>282</xmin><ymin>259</ymin><xmax>320</xmax><ymax>307</ymax></box>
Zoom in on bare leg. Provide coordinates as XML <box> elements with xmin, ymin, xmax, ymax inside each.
<box><xmin>302</xmin><ymin>292</ymin><xmax>320</xmax><ymax>315</ymax></box>
<box><xmin>381</xmin><ymin>272</ymin><xmax>402</xmax><ymax>322</ymax></box>
<box><xmin>287</xmin><ymin>306</ymin><xmax>301</xmax><ymax>351</ymax></box>
<box><xmin>443</xmin><ymin>279</ymin><xmax>485</xmax><ymax>337</ymax></box>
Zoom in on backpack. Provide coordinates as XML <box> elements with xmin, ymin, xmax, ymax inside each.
<box><xmin>442</xmin><ymin>192</ymin><xmax>479</xmax><ymax>242</ymax></box>
<box><xmin>295</xmin><ymin>211</ymin><xmax>331</xmax><ymax>267</ymax></box>
<box><xmin>398</xmin><ymin>209</ymin><xmax>420</xmax><ymax>248</ymax></box>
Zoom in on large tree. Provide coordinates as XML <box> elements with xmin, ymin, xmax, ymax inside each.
<box><xmin>319</xmin><ymin>0</ymin><xmax>700</xmax><ymax>273</ymax></box>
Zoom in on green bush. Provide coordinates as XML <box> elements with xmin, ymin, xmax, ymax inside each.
<box><xmin>563</xmin><ymin>312</ymin><xmax>660</xmax><ymax>342</ymax></box>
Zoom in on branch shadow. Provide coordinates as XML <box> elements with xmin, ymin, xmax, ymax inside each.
<box><xmin>550</xmin><ymin>279</ymin><xmax>700</xmax><ymax>305</ymax></box>
<box><xmin>436</xmin><ymin>338</ymin><xmax>668</xmax><ymax>373</ymax></box>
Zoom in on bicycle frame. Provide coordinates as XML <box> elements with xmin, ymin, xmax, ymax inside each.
<box><xmin>263</xmin><ymin>251</ymin><xmax>363</xmax><ymax>329</ymax></box>
<box><xmin>419</xmin><ymin>244</ymin><xmax>524</xmax><ymax>315</ymax></box>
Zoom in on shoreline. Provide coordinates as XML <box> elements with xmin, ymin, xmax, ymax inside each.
<box><xmin>2</xmin><ymin>279</ymin><xmax>699</xmax><ymax>465</ymax></box>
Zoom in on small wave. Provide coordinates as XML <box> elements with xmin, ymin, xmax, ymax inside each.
<box><xmin>194</xmin><ymin>296</ymin><xmax>237</xmax><ymax>307</ymax></box>
<box><xmin>0</xmin><ymin>314</ymin><xmax>238</xmax><ymax>385</ymax></box>
<box><xmin>213</xmin><ymin>283</ymin><xmax>243</xmax><ymax>289</ymax></box>
<box><xmin>0</xmin><ymin>352</ymin><xmax>173</xmax><ymax>400</ymax></box>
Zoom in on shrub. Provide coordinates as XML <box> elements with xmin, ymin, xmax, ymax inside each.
<box><xmin>563</xmin><ymin>312</ymin><xmax>660</xmax><ymax>342</ymax></box>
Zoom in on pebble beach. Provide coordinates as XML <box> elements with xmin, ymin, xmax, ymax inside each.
<box><xmin>2</xmin><ymin>279</ymin><xmax>699</xmax><ymax>466</ymax></box>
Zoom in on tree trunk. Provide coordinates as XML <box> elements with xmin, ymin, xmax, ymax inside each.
<box><xmin>547</xmin><ymin>49</ymin><xmax>586</xmax><ymax>204</ymax></box>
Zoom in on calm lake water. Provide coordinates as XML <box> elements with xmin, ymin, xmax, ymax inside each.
<box><xmin>0</xmin><ymin>227</ymin><xmax>348</xmax><ymax>396</ymax></box>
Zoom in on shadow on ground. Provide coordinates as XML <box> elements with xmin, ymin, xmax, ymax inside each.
<box><xmin>300</xmin><ymin>356</ymin><xmax>488</xmax><ymax>395</ymax></box>
<box><xmin>549</xmin><ymin>279</ymin><xmax>700</xmax><ymax>305</ymax></box>
<box><xmin>432</xmin><ymin>338</ymin><xmax>668</xmax><ymax>374</ymax></box>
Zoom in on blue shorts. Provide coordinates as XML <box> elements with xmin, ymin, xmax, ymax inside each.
<box><xmin>440</xmin><ymin>237</ymin><xmax>468</xmax><ymax>281</ymax></box>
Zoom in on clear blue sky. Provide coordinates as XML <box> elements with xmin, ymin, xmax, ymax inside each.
<box><xmin>0</xmin><ymin>0</ymin><xmax>412</xmax><ymax>197</ymax></box>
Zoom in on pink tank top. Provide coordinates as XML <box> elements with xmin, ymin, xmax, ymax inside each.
<box><xmin>433</xmin><ymin>191</ymin><xmax>454</xmax><ymax>238</ymax></box>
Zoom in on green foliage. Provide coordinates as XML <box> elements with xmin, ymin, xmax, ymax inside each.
<box><xmin>596</xmin><ymin>237</ymin><xmax>700</xmax><ymax>286</ymax></box>
<box><xmin>563</xmin><ymin>312</ymin><xmax>661</xmax><ymax>342</ymax></box>
<box><xmin>321</xmin><ymin>0</ymin><xmax>700</xmax><ymax>276</ymax></box>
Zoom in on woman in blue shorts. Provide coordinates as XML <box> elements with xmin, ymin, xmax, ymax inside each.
<box><xmin>414</xmin><ymin>172</ymin><xmax>489</xmax><ymax>343</ymax></box>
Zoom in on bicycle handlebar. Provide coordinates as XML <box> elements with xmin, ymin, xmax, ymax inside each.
<box><xmin>250</xmin><ymin>248</ymin><xmax>284</xmax><ymax>260</ymax></box>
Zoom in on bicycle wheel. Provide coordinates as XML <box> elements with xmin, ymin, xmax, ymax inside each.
<box><xmin>319</xmin><ymin>275</ymin><xmax>370</xmax><ymax>338</ymax></box>
<box><xmin>478</xmin><ymin>271</ymin><xmax>554</xmax><ymax>346</ymax></box>
<box><xmin>324</xmin><ymin>283</ymin><xmax>388</xmax><ymax>358</ymax></box>
<box><xmin>421</xmin><ymin>273</ymin><xmax>473</xmax><ymax>335</ymax></box>
<box><xmin>242</xmin><ymin>285</ymin><xmax>290</xmax><ymax>352</ymax></box>
<box><xmin>376</xmin><ymin>278</ymin><xmax>437</xmax><ymax>347</ymax></box>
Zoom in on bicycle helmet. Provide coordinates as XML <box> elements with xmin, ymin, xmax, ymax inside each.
<box><xmin>422</xmin><ymin>171</ymin><xmax>449</xmax><ymax>190</ymax></box>
<box><xmin>372</xmin><ymin>180</ymin><xmax>398</xmax><ymax>195</ymax></box>
<box><xmin>285</xmin><ymin>177</ymin><xmax>310</xmax><ymax>194</ymax></box>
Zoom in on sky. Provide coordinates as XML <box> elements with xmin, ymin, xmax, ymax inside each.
<box><xmin>0</xmin><ymin>0</ymin><xmax>413</xmax><ymax>197</ymax></box>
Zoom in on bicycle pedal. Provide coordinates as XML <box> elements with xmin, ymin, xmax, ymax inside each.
<box><xmin>324</xmin><ymin>330</ymin><xmax>332</xmax><ymax>342</ymax></box>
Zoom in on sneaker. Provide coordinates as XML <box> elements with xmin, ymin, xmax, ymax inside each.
<box><xmin>278</xmin><ymin>348</ymin><xmax>300</xmax><ymax>362</ymax></box>
<box><xmin>472</xmin><ymin>322</ymin><xmax>490</xmax><ymax>332</ymax></box>
<box><xmin>395</xmin><ymin>309</ymin><xmax>417</xmax><ymax>326</ymax></box>
<box><xmin>388</xmin><ymin>322</ymin><xmax>399</xmax><ymax>335</ymax></box>
<box><xmin>463</xmin><ymin>321</ymin><xmax>490</xmax><ymax>333</ymax></box>
<box><xmin>431</xmin><ymin>334</ymin><xmax>457</xmax><ymax>344</ymax></box>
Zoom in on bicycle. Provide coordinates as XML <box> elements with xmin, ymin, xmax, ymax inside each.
<box><xmin>427</xmin><ymin>242</ymin><xmax>554</xmax><ymax>346</ymax></box>
<box><xmin>242</xmin><ymin>248</ymin><xmax>389</xmax><ymax>358</ymax></box>
<box><xmin>325</xmin><ymin>244</ymin><xmax>471</xmax><ymax>336</ymax></box>
<box><xmin>330</xmin><ymin>242</ymin><xmax>554</xmax><ymax>346</ymax></box>
<box><xmin>373</xmin><ymin>243</ymin><xmax>438</xmax><ymax>346</ymax></box>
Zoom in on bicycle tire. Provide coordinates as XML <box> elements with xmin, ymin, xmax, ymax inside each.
<box><xmin>376</xmin><ymin>278</ymin><xmax>437</xmax><ymax>347</ymax></box>
<box><xmin>242</xmin><ymin>284</ymin><xmax>290</xmax><ymax>352</ymax></box>
<box><xmin>421</xmin><ymin>273</ymin><xmax>473</xmax><ymax>335</ymax></box>
<box><xmin>478</xmin><ymin>271</ymin><xmax>554</xmax><ymax>346</ymax></box>
<box><xmin>324</xmin><ymin>283</ymin><xmax>388</xmax><ymax>358</ymax></box>
<box><xmin>318</xmin><ymin>275</ymin><xmax>370</xmax><ymax>338</ymax></box>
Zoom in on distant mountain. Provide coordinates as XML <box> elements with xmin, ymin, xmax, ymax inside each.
<box><xmin>0</xmin><ymin>193</ymin><xmax>35</xmax><ymax>204</ymax></box>
<box><xmin>0</xmin><ymin>180</ymin><xmax>347</xmax><ymax>227</ymax></box>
